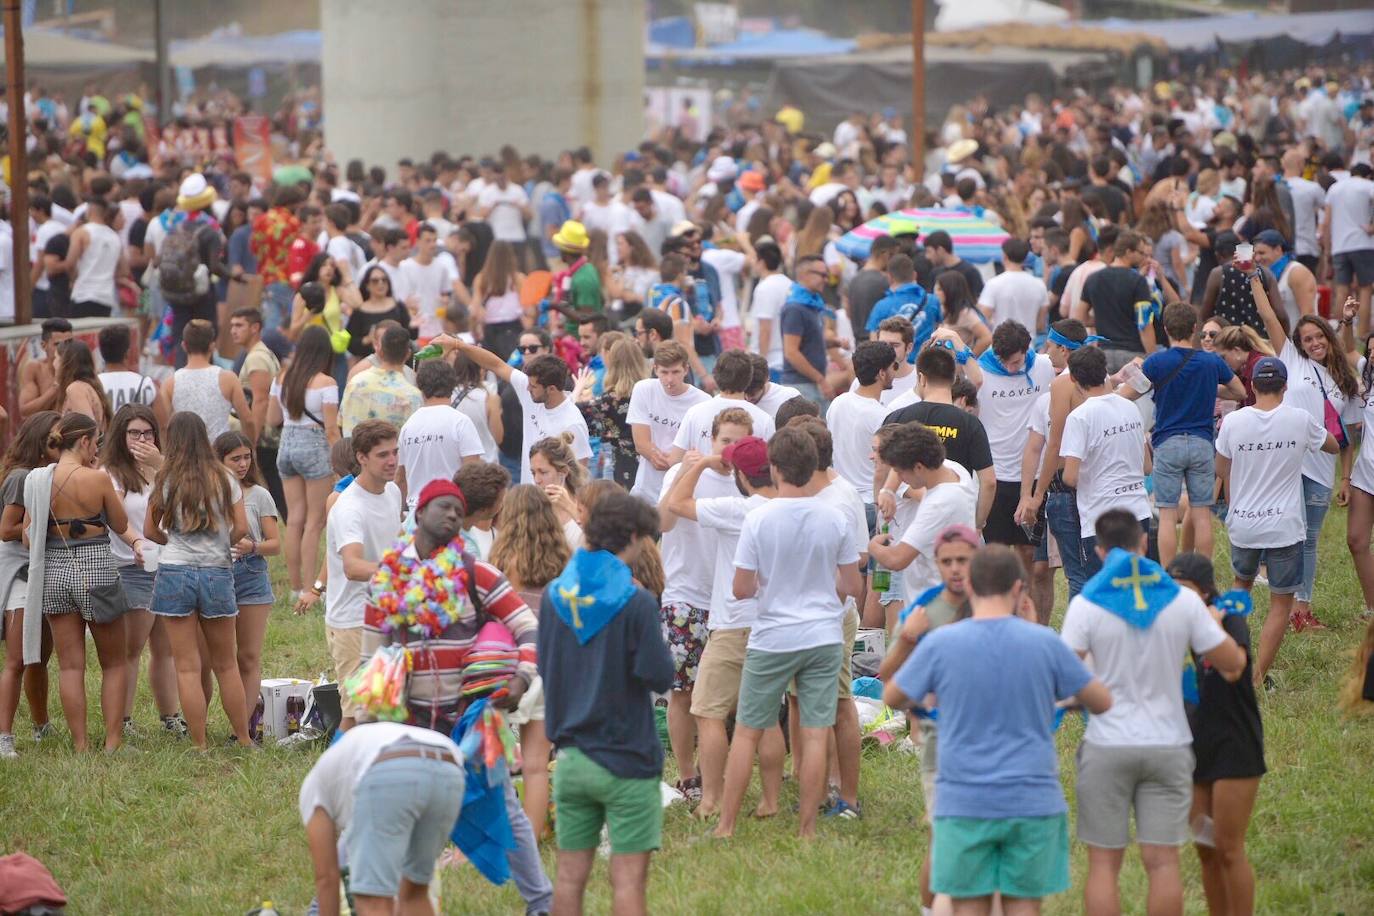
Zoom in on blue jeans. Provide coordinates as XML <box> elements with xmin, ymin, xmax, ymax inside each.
<box><xmin>1298</xmin><ymin>476</ymin><xmax>1332</xmax><ymax>603</ymax></box>
<box><xmin>1046</xmin><ymin>491</ymin><xmax>1088</xmax><ymax>599</ymax></box>
<box><xmin>150</xmin><ymin>564</ymin><xmax>237</xmax><ymax>618</ymax></box>
<box><xmin>1152</xmin><ymin>434</ymin><xmax>1216</xmax><ymax>508</ymax></box>
<box><xmin>504</xmin><ymin>779</ymin><xmax>554</xmax><ymax>913</ymax></box>
<box><xmin>498</xmin><ymin>450</ymin><xmax>522</xmax><ymax>481</ymax></box>
<box><xmin>263</xmin><ymin>281</ymin><xmax>293</xmax><ymax>332</ymax></box>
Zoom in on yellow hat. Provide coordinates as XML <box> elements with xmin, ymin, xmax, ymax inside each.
<box><xmin>176</xmin><ymin>173</ymin><xmax>217</xmax><ymax>212</ymax></box>
<box><xmin>552</xmin><ymin>220</ymin><xmax>589</xmax><ymax>253</ymax></box>
<box><xmin>946</xmin><ymin>138</ymin><xmax>978</xmax><ymax>164</ymax></box>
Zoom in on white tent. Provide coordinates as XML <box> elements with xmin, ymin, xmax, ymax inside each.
<box><xmin>935</xmin><ymin>0</ymin><xmax>1069</xmax><ymax>33</ymax></box>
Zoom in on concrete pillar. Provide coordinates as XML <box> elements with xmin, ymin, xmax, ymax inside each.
<box><xmin>321</xmin><ymin>0</ymin><xmax>644</xmax><ymax>170</ymax></box>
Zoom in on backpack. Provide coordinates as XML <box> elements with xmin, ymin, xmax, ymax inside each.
<box><xmin>158</xmin><ymin>222</ymin><xmax>210</xmax><ymax>305</ymax></box>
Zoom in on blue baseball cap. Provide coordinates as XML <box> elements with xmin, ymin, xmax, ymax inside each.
<box><xmin>1253</xmin><ymin>229</ymin><xmax>1286</xmax><ymax>249</ymax></box>
<box><xmin>1253</xmin><ymin>356</ymin><xmax>1287</xmax><ymax>383</ymax></box>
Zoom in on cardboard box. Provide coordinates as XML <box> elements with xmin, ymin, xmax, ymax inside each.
<box><xmin>853</xmin><ymin>628</ymin><xmax>886</xmax><ymax>657</ymax></box>
<box><xmin>260</xmin><ymin>678</ymin><xmax>312</xmax><ymax>738</ymax></box>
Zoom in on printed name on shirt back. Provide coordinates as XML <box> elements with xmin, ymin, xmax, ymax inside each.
<box><xmin>1100</xmin><ymin>418</ymin><xmax>1144</xmax><ymax>437</ymax></box>
<box><xmin>1231</xmin><ymin>507</ymin><xmax>1285</xmax><ymax>520</ymax></box>
<box><xmin>1232</xmin><ymin>439</ymin><xmax>1298</xmax><ymax>453</ymax></box>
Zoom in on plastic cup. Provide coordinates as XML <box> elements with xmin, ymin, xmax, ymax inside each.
<box><xmin>142</xmin><ymin>542</ymin><xmax>160</xmax><ymax>573</ymax></box>
<box><xmin>1234</xmin><ymin>243</ymin><xmax>1254</xmax><ymax>273</ymax></box>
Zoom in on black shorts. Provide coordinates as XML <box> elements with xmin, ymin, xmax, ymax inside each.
<box><xmin>984</xmin><ymin>479</ymin><xmax>1033</xmax><ymax>547</ymax></box>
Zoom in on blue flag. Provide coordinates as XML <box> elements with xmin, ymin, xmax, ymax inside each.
<box><xmin>549</xmin><ymin>549</ymin><xmax>637</xmax><ymax>645</ymax></box>
<box><xmin>1081</xmin><ymin>548</ymin><xmax>1180</xmax><ymax>629</ymax></box>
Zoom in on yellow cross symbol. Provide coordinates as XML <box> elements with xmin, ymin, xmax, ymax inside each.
<box><xmin>1111</xmin><ymin>556</ymin><xmax>1161</xmax><ymax>611</ymax></box>
<box><xmin>559</xmin><ymin>585</ymin><xmax>596</xmax><ymax>629</ymax></box>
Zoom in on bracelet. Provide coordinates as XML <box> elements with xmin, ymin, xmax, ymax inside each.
<box><xmin>879</xmin><ymin>488</ymin><xmax>896</xmax><ymax>498</ymax></box>
<box><xmin>956</xmin><ymin>346</ymin><xmax>973</xmax><ymax>365</ymax></box>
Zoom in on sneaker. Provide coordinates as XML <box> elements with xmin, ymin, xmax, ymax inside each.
<box><xmin>32</xmin><ymin>722</ymin><xmax>55</xmax><ymax>743</ymax></box>
<box><xmin>161</xmin><ymin>714</ymin><xmax>188</xmax><ymax>738</ymax></box>
<box><xmin>676</xmin><ymin>776</ymin><xmax>702</xmax><ymax>805</ymax></box>
<box><xmin>0</xmin><ymin>733</ymin><xmax>16</xmax><ymax>759</ymax></box>
<box><xmin>1289</xmin><ymin>611</ymin><xmax>1307</xmax><ymax>633</ymax></box>
<box><xmin>1301</xmin><ymin>610</ymin><xmax>1328</xmax><ymax>631</ymax></box>
<box><xmin>1263</xmin><ymin>674</ymin><xmax>1277</xmax><ymax>692</ymax></box>
<box><xmin>821</xmin><ymin>798</ymin><xmax>862</xmax><ymax>819</ymax></box>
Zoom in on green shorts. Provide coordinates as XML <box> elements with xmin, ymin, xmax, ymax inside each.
<box><xmin>553</xmin><ymin>747</ymin><xmax>662</xmax><ymax>855</ymax></box>
<box><xmin>736</xmin><ymin>644</ymin><xmax>842</xmax><ymax>731</ymax></box>
<box><xmin>932</xmin><ymin>814</ymin><xmax>1070</xmax><ymax>900</ymax></box>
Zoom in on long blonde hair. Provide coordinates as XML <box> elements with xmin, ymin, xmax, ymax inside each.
<box><xmin>528</xmin><ymin>431</ymin><xmax>588</xmax><ymax>496</ymax></box>
<box><xmin>793</xmin><ymin>206</ymin><xmax>833</xmax><ymax>262</ymax></box>
<box><xmin>603</xmin><ymin>337</ymin><xmax>648</xmax><ymax>400</ymax></box>
<box><xmin>489</xmin><ymin>484</ymin><xmax>571</xmax><ymax>591</ymax></box>
<box><xmin>1213</xmin><ymin>324</ymin><xmax>1274</xmax><ymax>357</ymax></box>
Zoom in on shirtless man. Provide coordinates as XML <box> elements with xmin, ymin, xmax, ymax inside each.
<box><xmin>20</xmin><ymin>318</ymin><xmax>74</xmax><ymax>418</ymax></box>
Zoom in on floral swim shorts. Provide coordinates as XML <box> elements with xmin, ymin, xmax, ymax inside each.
<box><xmin>660</xmin><ymin>602</ymin><xmax>710</xmax><ymax>691</ymax></box>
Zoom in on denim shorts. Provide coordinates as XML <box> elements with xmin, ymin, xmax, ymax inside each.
<box><xmin>1333</xmin><ymin>249</ymin><xmax>1374</xmax><ymax>286</ymax></box>
<box><xmin>346</xmin><ymin>752</ymin><xmax>464</xmax><ymax>897</ymax></box>
<box><xmin>232</xmin><ymin>554</ymin><xmax>274</xmax><ymax>605</ymax></box>
<box><xmin>276</xmin><ymin>424</ymin><xmax>332</xmax><ymax>480</ymax></box>
<box><xmin>1152</xmin><ymin>434</ymin><xmax>1216</xmax><ymax>508</ymax></box>
<box><xmin>151</xmin><ymin>564</ymin><xmax>238</xmax><ymax>618</ymax></box>
<box><xmin>119</xmin><ymin>564</ymin><xmax>156</xmax><ymax>610</ymax></box>
<box><xmin>1230</xmin><ymin>540</ymin><xmax>1303</xmax><ymax>595</ymax></box>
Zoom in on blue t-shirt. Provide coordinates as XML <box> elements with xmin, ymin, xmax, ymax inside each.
<box><xmin>1142</xmin><ymin>347</ymin><xmax>1234</xmax><ymax>446</ymax></box>
<box><xmin>893</xmin><ymin>616</ymin><xmax>1092</xmax><ymax>819</ymax></box>
<box><xmin>779</xmin><ymin>302</ymin><xmax>826</xmax><ymax>384</ymax></box>
<box><xmin>538</xmin><ymin>192</ymin><xmax>572</xmax><ymax>259</ymax></box>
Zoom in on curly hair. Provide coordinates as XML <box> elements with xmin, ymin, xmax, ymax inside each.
<box><xmin>488</xmin><ymin>484</ymin><xmax>571</xmax><ymax>591</ymax></box>
<box><xmin>528</xmin><ymin>432</ymin><xmax>588</xmax><ymax>496</ymax></box>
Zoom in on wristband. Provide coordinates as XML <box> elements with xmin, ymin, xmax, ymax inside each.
<box><xmin>879</xmin><ymin>488</ymin><xmax>896</xmax><ymax>498</ymax></box>
<box><xmin>956</xmin><ymin>346</ymin><xmax>973</xmax><ymax>365</ymax></box>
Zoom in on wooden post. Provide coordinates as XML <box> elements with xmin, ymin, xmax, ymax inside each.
<box><xmin>5</xmin><ymin>0</ymin><xmax>30</xmax><ymax>325</ymax></box>
<box><xmin>154</xmin><ymin>0</ymin><xmax>171</xmax><ymax>125</ymax></box>
<box><xmin>911</xmin><ymin>0</ymin><xmax>926</xmax><ymax>172</ymax></box>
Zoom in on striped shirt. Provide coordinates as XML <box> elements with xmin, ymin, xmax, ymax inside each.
<box><xmin>361</xmin><ymin>542</ymin><xmax>537</xmax><ymax>726</ymax></box>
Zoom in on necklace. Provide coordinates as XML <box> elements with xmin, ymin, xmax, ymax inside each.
<box><xmin>367</xmin><ymin>535</ymin><xmax>471</xmax><ymax>639</ymax></box>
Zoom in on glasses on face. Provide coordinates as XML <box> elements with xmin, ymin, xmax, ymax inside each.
<box><xmin>518</xmin><ymin>344</ymin><xmax>544</xmax><ymax>354</ymax></box>
<box><xmin>127</xmin><ymin>428</ymin><xmax>155</xmax><ymax>441</ymax></box>
<box><xmin>1202</xmin><ymin>330</ymin><xmax>1219</xmax><ymax>339</ymax></box>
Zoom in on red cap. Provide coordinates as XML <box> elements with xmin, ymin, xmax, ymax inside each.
<box><xmin>416</xmin><ymin>479</ymin><xmax>466</xmax><ymax>515</ymax></box>
<box><xmin>738</xmin><ymin>171</ymin><xmax>766</xmax><ymax>193</ymax></box>
<box><xmin>721</xmin><ymin>436</ymin><xmax>770</xmax><ymax>478</ymax></box>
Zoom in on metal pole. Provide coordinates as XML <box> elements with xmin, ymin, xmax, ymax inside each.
<box><xmin>154</xmin><ymin>0</ymin><xmax>171</xmax><ymax>125</ymax></box>
<box><xmin>5</xmin><ymin>0</ymin><xmax>30</xmax><ymax>325</ymax></box>
<box><xmin>911</xmin><ymin>0</ymin><xmax>926</xmax><ymax>173</ymax></box>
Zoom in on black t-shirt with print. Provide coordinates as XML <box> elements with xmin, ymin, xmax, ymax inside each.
<box><xmin>883</xmin><ymin>401</ymin><xmax>993</xmax><ymax>477</ymax></box>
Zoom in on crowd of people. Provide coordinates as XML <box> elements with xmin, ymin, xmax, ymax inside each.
<box><xmin>2</xmin><ymin>56</ymin><xmax>1374</xmax><ymax>916</ymax></box>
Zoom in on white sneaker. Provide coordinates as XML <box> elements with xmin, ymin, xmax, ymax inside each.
<box><xmin>32</xmin><ymin>721</ymin><xmax>55</xmax><ymax>742</ymax></box>
<box><xmin>0</xmin><ymin>733</ymin><xmax>17</xmax><ymax>759</ymax></box>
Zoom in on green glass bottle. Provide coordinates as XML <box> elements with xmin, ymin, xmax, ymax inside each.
<box><xmin>871</xmin><ymin>524</ymin><xmax>892</xmax><ymax>592</ymax></box>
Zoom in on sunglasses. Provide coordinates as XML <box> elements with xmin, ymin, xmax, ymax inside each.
<box><xmin>1201</xmin><ymin>330</ymin><xmax>1219</xmax><ymax>339</ymax></box>
<box><xmin>518</xmin><ymin>344</ymin><xmax>544</xmax><ymax>354</ymax></box>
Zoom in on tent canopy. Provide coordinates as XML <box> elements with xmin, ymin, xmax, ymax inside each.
<box><xmin>0</xmin><ymin>27</ymin><xmax>152</xmax><ymax>67</ymax></box>
<box><xmin>169</xmin><ymin>29</ymin><xmax>321</xmax><ymax>69</ymax></box>
<box><xmin>1090</xmin><ymin>10</ymin><xmax>1374</xmax><ymax>52</ymax></box>
<box><xmin>935</xmin><ymin>0</ymin><xmax>1068</xmax><ymax>33</ymax></box>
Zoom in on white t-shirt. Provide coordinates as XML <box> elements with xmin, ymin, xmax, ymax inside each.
<box><xmin>298</xmin><ymin>722</ymin><xmax>460</xmax><ymax>832</ymax></box>
<box><xmin>478</xmin><ymin>183</ymin><xmax>530</xmax><ymax>242</ymax></box>
<box><xmin>1060</xmin><ymin>393</ymin><xmax>1150</xmax><ymax>532</ymax></box>
<box><xmin>979</xmin><ymin>358</ymin><xmax>1055</xmax><ymax>482</ymax></box>
<box><xmin>660</xmin><ymin>463</ymin><xmax>735</xmax><ymax>609</ymax></box>
<box><xmin>733</xmin><ymin>497</ymin><xmax>859</xmax><ymax>653</ymax></box>
<box><xmin>325</xmin><ymin>481</ymin><xmax>403</xmax><ymax>628</ymax></box>
<box><xmin>701</xmin><ymin>248</ymin><xmax>747</xmax><ymax>329</ymax></box>
<box><xmin>399</xmin><ymin>256</ymin><xmax>459</xmax><ymax>339</ymax></box>
<box><xmin>817</xmin><ymin>477</ymin><xmax>870</xmax><ymax>566</ymax></box>
<box><xmin>397</xmin><ymin>404</ymin><xmax>486</xmax><ymax>510</ymax></box>
<box><xmin>898</xmin><ymin>461</ymin><xmax>976</xmax><ymax>596</ymax></box>
<box><xmin>1326</xmin><ymin>175</ymin><xmax>1374</xmax><ymax>255</ymax></box>
<box><xmin>579</xmin><ymin>200</ymin><xmax>632</xmax><ymax>262</ymax></box>
<box><xmin>885</xmin><ymin>387</ymin><xmax>922</xmax><ymax>412</ymax></box>
<box><xmin>751</xmin><ymin>273</ymin><xmax>792</xmax><ymax>371</ymax></box>
<box><xmin>673</xmin><ymin>396</ymin><xmax>775</xmax><ymax>455</ymax></box>
<box><xmin>99</xmin><ymin>370</ymin><xmax>156</xmax><ymax>414</ymax></box>
<box><xmin>1062</xmin><ymin>587</ymin><xmax>1226</xmax><ymax>747</ymax></box>
<box><xmin>510</xmin><ymin>369</ymin><xmax>592</xmax><ymax>484</ymax></box>
<box><xmin>325</xmin><ymin>234</ymin><xmax>368</xmax><ymax>280</ymax></box>
<box><xmin>753</xmin><ymin>382</ymin><xmax>801</xmax><ymax>419</ymax></box>
<box><xmin>1216</xmin><ymin>403</ymin><xmax>1327</xmax><ymax>549</ymax></box>
<box><xmin>826</xmin><ymin>391</ymin><xmax>889</xmax><ymax>502</ymax></box>
<box><xmin>626</xmin><ymin>378</ymin><xmax>710</xmax><ymax>501</ymax></box>
<box><xmin>1279</xmin><ymin>339</ymin><xmax>1359</xmax><ymax>488</ymax></box>
<box><xmin>1287</xmin><ymin>176</ymin><xmax>1326</xmax><ymax>258</ymax></box>
<box><xmin>977</xmin><ymin>270</ymin><xmax>1048</xmax><ymax>332</ymax></box>
<box><xmin>850</xmin><ymin>370</ymin><xmax>918</xmax><ymax>406</ymax></box>
<box><xmin>695</xmin><ymin>493</ymin><xmax>769</xmax><ymax>630</ymax></box>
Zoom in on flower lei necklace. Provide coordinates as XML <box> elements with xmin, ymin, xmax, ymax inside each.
<box><xmin>367</xmin><ymin>535</ymin><xmax>471</xmax><ymax>639</ymax></box>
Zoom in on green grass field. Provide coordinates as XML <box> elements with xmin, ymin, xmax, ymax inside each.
<box><xmin>2</xmin><ymin>516</ymin><xmax>1373</xmax><ymax>915</ymax></box>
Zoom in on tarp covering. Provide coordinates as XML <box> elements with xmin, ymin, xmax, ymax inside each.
<box><xmin>1089</xmin><ymin>11</ymin><xmax>1374</xmax><ymax>53</ymax></box>
<box><xmin>170</xmin><ymin>29</ymin><xmax>321</xmax><ymax>69</ymax></box>
<box><xmin>648</xmin><ymin>27</ymin><xmax>857</xmax><ymax>63</ymax></box>
<box><xmin>766</xmin><ymin>45</ymin><xmax>1108</xmax><ymax>129</ymax></box>
<box><xmin>936</xmin><ymin>0</ymin><xmax>1068</xmax><ymax>33</ymax></box>
<box><xmin>0</xmin><ymin>27</ymin><xmax>152</xmax><ymax>67</ymax></box>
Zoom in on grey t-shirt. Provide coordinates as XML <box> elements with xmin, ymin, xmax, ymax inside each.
<box><xmin>1</xmin><ymin>468</ymin><xmax>30</xmax><ymax>577</ymax></box>
<box><xmin>243</xmin><ymin>484</ymin><xmax>278</xmax><ymax>544</ymax></box>
<box><xmin>160</xmin><ymin>472</ymin><xmax>242</xmax><ymax>568</ymax></box>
